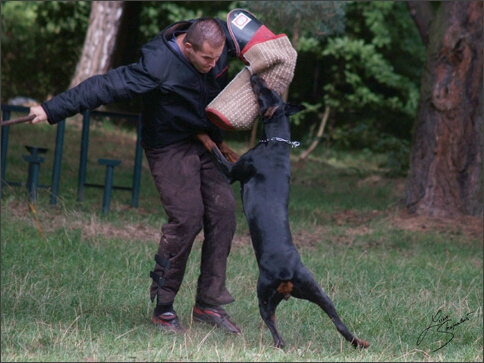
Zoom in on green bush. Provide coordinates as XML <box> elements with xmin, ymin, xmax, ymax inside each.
<box><xmin>1</xmin><ymin>2</ymin><xmax>90</xmax><ymax>103</ymax></box>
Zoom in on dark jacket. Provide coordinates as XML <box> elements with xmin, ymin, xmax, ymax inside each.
<box><xmin>42</xmin><ymin>18</ymin><xmax>237</xmax><ymax>148</ymax></box>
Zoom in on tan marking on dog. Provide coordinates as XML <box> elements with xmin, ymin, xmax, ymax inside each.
<box><xmin>277</xmin><ymin>281</ymin><xmax>293</xmax><ymax>300</ymax></box>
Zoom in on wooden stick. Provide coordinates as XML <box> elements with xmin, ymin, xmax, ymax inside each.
<box><xmin>298</xmin><ymin>105</ymin><xmax>330</xmax><ymax>161</ymax></box>
<box><xmin>0</xmin><ymin>114</ymin><xmax>35</xmax><ymax>126</ymax></box>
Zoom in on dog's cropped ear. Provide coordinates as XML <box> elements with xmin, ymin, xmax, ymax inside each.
<box><xmin>264</xmin><ymin>105</ymin><xmax>280</xmax><ymax>119</ymax></box>
<box><xmin>284</xmin><ymin>104</ymin><xmax>306</xmax><ymax>116</ymax></box>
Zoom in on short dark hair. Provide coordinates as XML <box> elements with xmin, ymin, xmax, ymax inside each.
<box><xmin>185</xmin><ymin>17</ymin><xmax>226</xmax><ymax>51</ymax></box>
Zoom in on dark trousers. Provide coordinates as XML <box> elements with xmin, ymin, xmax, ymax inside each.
<box><xmin>145</xmin><ymin>140</ymin><xmax>236</xmax><ymax>307</ymax></box>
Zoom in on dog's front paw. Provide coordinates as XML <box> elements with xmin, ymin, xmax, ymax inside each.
<box><xmin>217</xmin><ymin>141</ymin><xmax>240</xmax><ymax>163</ymax></box>
<box><xmin>211</xmin><ymin>146</ymin><xmax>234</xmax><ymax>181</ymax></box>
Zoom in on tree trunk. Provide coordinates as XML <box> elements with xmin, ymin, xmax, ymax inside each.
<box><xmin>406</xmin><ymin>1</ymin><xmax>436</xmax><ymax>46</ymax></box>
<box><xmin>109</xmin><ymin>1</ymin><xmax>142</xmax><ymax>69</ymax></box>
<box><xmin>403</xmin><ymin>1</ymin><xmax>483</xmax><ymax>217</ymax></box>
<box><xmin>69</xmin><ymin>1</ymin><xmax>125</xmax><ymax>89</ymax></box>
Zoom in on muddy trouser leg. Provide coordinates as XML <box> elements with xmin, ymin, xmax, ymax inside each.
<box><xmin>196</xmin><ymin>144</ymin><xmax>236</xmax><ymax>306</ymax></box>
<box><xmin>144</xmin><ymin>141</ymin><xmax>236</xmax><ymax>306</ymax></box>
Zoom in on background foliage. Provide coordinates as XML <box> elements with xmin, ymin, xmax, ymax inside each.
<box><xmin>1</xmin><ymin>1</ymin><xmax>90</xmax><ymax>100</ymax></box>
<box><xmin>1</xmin><ymin>1</ymin><xmax>427</xmax><ymax>176</ymax></box>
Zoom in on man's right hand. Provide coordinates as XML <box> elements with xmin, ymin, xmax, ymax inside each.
<box><xmin>29</xmin><ymin>105</ymin><xmax>48</xmax><ymax>124</ymax></box>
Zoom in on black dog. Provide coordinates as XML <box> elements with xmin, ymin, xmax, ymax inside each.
<box><xmin>202</xmin><ymin>74</ymin><xmax>369</xmax><ymax>349</ymax></box>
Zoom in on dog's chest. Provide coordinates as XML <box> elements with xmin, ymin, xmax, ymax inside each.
<box><xmin>239</xmin><ymin>161</ymin><xmax>291</xmax><ymax>238</ymax></box>
<box><xmin>251</xmin><ymin>142</ymin><xmax>290</xmax><ymax>170</ymax></box>
<box><xmin>242</xmin><ymin>154</ymin><xmax>290</xmax><ymax>195</ymax></box>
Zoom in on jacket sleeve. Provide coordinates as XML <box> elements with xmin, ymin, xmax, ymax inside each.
<box><xmin>42</xmin><ymin>42</ymin><xmax>165</xmax><ymax>125</ymax></box>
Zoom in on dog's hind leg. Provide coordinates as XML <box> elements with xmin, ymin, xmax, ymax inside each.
<box><xmin>291</xmin><ymin>269</ymin><xmax>369</xmax><ymax>349</ymax></box>
<box><xmin>257</xmin><ymin>281</ymin><xmax>286</xmax><ymax>348</ymax></box>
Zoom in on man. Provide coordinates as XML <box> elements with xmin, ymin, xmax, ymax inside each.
<box><xmin>29</xmin><ymin>17</ymin><xmax>241</xmax><ymax>334</ymax></box>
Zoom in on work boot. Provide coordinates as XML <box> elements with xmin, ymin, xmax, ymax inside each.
<box><xmin>192</xmin><ymin>304</ymin><xmax>241</xmax><ymax>334</ymax></box>
<box><xmin>152</xmin><ymin>311</ymin><xmax>187</xmax><ymax>333</ymax></box>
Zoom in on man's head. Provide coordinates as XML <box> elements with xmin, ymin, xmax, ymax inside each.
<box><xmin>183</xmin><ymin>17</ymin><xmax>226</xmax><ymax>74</ymax></box>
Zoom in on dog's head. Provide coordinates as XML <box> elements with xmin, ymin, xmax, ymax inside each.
<box><xmin>250</xmin><ymin>74</ymin><xmax>305</xmax><ymax>120</ymax></box>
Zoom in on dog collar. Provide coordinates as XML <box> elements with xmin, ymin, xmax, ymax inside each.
<box><xmin>259</xmin><ymin>137</ymin><xmax>300</xmax><ymax>148</ymax></box>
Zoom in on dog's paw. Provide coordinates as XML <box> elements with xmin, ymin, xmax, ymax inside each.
<box><xmin>354</xmin><ymin>338</ymin><xmax>370</xmax><ymax>349</ymax></box>
<box><xmin>273</xmin><ymin>339</ymin><xmax>285</xmax><ymax>349</ymax></box>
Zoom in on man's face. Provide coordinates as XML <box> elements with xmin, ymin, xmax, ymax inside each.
<box><xmin>185</xmin><ymin>41</ymin><xmax>224</xmax><ymax>74</ymax></box>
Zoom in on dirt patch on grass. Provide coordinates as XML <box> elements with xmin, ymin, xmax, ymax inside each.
<box><xmin>390</xmin><ymin>210</ymin><xmax>483</xmax><ymax>239</ymax></box>
<box><xmin>310</xmin><ymin>208</ymin><xmax>481</xmax><ymax>243</ymax></box>
<box><xmin>3</xmin><ymin>201</ymin><xmax>161</xmax><ymax>243</ymax></box>
<box><xmin>108</xmin><ymin>211</ymin><xmax>482</xmax><ymax>250</ymax></box>
<box><xmin>76</xmin><ymin>215</ymin><xmax>161</xmax><ymax>243</ymax></box>
<box><xmin>4</xmin><ymin>201</ymin><xmax>482</xmax><ymax>245</ymax></box>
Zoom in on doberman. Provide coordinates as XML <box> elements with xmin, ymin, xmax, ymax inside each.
<box><xmin>198</xmin><ymin>73</ymin><xmax>369</xmax><ymax>349</ymax></box>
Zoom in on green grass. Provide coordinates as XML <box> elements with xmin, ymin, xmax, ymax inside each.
<box><xmin>1</xmin><ymin>115</ymin><xmax>482</xmax><ymax>361</ymax></box>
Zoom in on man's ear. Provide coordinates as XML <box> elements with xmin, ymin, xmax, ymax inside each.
<box><xmin>184</xmin><ymin>41</ymin><xmax>193</xmax><ymax>52</ymax></box>
<box><xmin>284</xmin><ymin>104</ymin><xmax>306</xmax><ymax>116</ymax></box>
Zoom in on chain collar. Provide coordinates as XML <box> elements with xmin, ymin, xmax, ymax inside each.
<box><xmin>259</xmin><ymin>137</ymin><xmax>300</xmax><ymax>148</ymax></box>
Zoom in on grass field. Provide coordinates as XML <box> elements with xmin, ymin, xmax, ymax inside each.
<box><xmin>1</xmin><ymin>115</ymin><xmax>482</xmax><ymax>362</ymax></box>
